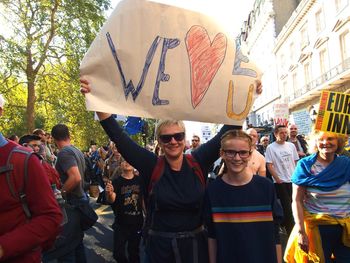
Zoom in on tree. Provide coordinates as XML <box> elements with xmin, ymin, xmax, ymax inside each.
<box><xmin>0</xmin><ymin>0</ymin><xmax>110</xmax><ymax>133</ymax></box>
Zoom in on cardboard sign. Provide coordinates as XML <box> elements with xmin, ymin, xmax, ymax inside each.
<box><xmin>315</xmin><ymin>91</ymin><xmax>350</xmax><ymax>135</ymax></box>
<box><xmin>80</xmin><ymin>0</ymin><xmax>261</xmax><ymax>125</ymax></box>
<box><xmin>273</xmin><ymin>103</ymin><xmax>289</xmax><ymax>126</ymax></box>
<box><xmin>291</xmin><ymin>109</ymin><xmax>312</xmax><ymax>136</ymax></box>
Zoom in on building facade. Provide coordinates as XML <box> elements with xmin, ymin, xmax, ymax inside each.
<box><xmin>274</xmin><ymin>0</ymin><xmax>350</xmax><ymax>134</ymax></box>
<box><xmin>241</xmin><ymin>0</ymin><xmax>300</xmax><ymax>127</ymax></box>
<box><xmin>242</xmin><ymin>0</ymin><xmax>349</xmax><ymax>135</ymax></box>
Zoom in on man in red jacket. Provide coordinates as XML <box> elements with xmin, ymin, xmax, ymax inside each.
<box><xmin>0</xmin><ymin>94</ymin><xmax>62</xmax><ymax>263</ymax></box>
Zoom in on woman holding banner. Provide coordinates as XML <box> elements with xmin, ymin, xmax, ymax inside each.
<box><xmin>284</xmin><ymin>131</ymin><xmax>350</xmax><ymax>263</ymax></box>
<box><xmin>80</xmin><ymin>78</ymin><xmax>262</xmax><ymax>263</ymax></box>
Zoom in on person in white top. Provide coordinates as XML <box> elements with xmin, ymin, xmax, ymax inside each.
<box><xmin>246</xmin><ymin>128</ymin><xmax>266</xmax><ymax>177</ymax></box>
<box><xmin>265</xmin><ymin>125</ymin><xmax>299</xmax><ymax>236</ymax></box>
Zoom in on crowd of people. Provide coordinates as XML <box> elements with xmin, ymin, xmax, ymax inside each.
<box><xmin>0</xmin><ymin>78</ymin><xmax>350</xmax><ymax>263</ymax></box>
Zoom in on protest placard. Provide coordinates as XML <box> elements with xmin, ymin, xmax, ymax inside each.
<box><xmin>273</xmin><ymin>103</ymin><xmax>289</xmax><ymax>126</ymax></box>
<box><xmin>315</xmin><ymin>91</ymin><xmax>350</xmax><ymax>135</ymax></box>
<box><xmin>291</xmin><ymin>109</ymin><xmax>312</xmax><ymax>135</ymax></box>
<box><xmin>80</xmin><ymin>0</ymin><xmax>261</xmax><ymax>125</ymax></box>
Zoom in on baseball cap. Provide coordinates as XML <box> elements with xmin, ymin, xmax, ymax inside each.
<box><xmin>0</xmin><ymin>94</ymin><xmax>5</xmax><ymax>109</ymax></box>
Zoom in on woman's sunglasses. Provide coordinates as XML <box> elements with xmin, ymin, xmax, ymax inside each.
<box><xmin>159</xmin><ymin>132</ymin><xmax>185</xmax><ymax>143</ymax></box>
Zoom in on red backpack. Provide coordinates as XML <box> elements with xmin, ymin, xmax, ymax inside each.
<box><xmin>42</xmin><ymin>160</ymin><xmax>62</xmax><ymax>189</ymax></box>
<box><xmin>0</xmin><ymin>145</ymin><xmax>60</xmax><ymax>251</ymax></box>
<box><xmin>148</xmin><ymin>154</ymin><xmax>206</xmax><ymax>194</ymax></box>
<box><xmin>0</xmin><ymin>145</ymin><xmax>33</xmax><ymax>219</ymax></box>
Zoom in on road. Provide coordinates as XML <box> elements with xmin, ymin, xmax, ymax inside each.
<box><xmin>84</xmin><ymin>200</ymin><xmax>115</xmax><ymax>263</ymax></box>
<box><xmin>83</xmin><ymin>198</ymin><xmax>288</xmax><ymax>263</ymax></box>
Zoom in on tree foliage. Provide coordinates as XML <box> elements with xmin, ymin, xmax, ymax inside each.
<box><xmin>0</xmin><ymin>0</ymin><xmax>110</xmax><ymax>149</ymax></box>
<box><xmin>0</xmin><ymin>0</ymin><xmax>160</xmax><ymax>150</ymax></box>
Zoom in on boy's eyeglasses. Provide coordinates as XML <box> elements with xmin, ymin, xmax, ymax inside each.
<box><xmin>222</xmin><ymin>149</ymin><xmax>251</xmax><ymax>158</ymax></box>
<box><xmin>159</xmin><ymin>132</ymin><xmax>185</xmax><ymax>143</ymax></box>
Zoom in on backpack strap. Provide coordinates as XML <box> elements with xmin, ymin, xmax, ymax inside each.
<box><xmin>184</xmin><ymin>154</ymin><xmax>205</xmax><ymax>187</ymax></box>
<box><xmin>148</xmin><ymin>156</ymin><xmax>166</xmax><ymax>194</ymax></box>
<box><xmin>148</xmin><ymin>154</ymin><xmax>205</xmax><ymax>195</ymax></box>
<box><xmin>5</xmin><ymin>146</ymin><xmax>33</xmax><ymax>219</ymax></box>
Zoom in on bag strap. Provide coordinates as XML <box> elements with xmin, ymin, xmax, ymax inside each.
<box><xmin>148</xmin><ymin>156</ymin><xmax>166</xmax><ymax>194</ymax></box>
<box><xmin>5</xmin><ymin>147</ymin><xmax>33</xmax><ymax>219</ymax></box>
<box><xmin>184</xmin><ymin>154</ymin><xmax>205</xmax><ymax>187</ymax></box>
<box><xmin>148</xmin><ymin>154</ymin><xmax>205</xmax><ymax>194</ymax></box>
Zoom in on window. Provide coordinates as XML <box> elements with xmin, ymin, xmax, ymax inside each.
<box><xmin>335</xmin><ymin>0</ymin><xmax>348</xmax><ymax>13</ymax></box>
<box><xmin>319</xmin><ymin>48</ymin><xmax>329</xmax><ymax>81</ymax></box>
<box><xmin>340</xmin><ymin>30</ymin><xmax>350</xmax><ymax>61</ymax></box>
<box><xmin>280</xmin><ymin>54</ymin><xmax>286</xmax><ymax>70</ymax></box>
<box><xmin>290</xmin><ymin>42</ymin><xmax>295</xmax><ymax>62</ymax></box>
<box><xmin>292</xmin><ymin>72</ymin><xmax>298</xmax><ymax>94</ymax></box>
<box><xmin>300</xmin><ymin>23</ymin><xmax>309</xmax><ymax>48</ymax></box>
<box><xmin>304</xmin><ymin>62</ymin><xmax>311</xmax><ymax>86</ymax></box>
<box><xmin>315</xmin><ymin>9</ymin><xmax>325</xmax><ymax>33</ymax></box>
<box><xmin>280</xmin><ymin>54</ymin><xmax>286</xmax><ymax>71</ymax></box>
<box><xmin>282</xmin><ymin>81</ymin><xmax>288</xmax><ymax>98</ymax></box>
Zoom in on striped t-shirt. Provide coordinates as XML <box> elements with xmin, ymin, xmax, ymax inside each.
<box><xmin>204</xmin><ymin>175</ymin><xmax>282</xmax><ymax>263</ymax></box>
<box><xmin>304</xmin><ymin>160</ymin><xmax>350</xmax><ymax>218</ymax></box>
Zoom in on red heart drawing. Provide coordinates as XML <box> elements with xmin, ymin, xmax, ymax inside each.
<box><xmin>185</xmin><ymin>25</ymin><xmax>227</xmax><ymax>108</ymax></box>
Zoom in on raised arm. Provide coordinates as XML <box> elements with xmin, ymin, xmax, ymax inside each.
<box><xmin>100</xmin><ymin>116</ymin><xmax>157</xmax><ymax>178</ymax></box>
<box><xmin>80</xmin><ymin>78</ymin><xmax>157</xmax><ymax>179</ymax></box>
<box><xmin>193</xmin><ymin>125</ymin><xmax>241</xmax><ymax>172</ymax></box>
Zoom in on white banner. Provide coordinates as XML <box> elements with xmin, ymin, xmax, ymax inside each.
<box><xmin>80</xmin><ymin>0</ymin><xmax>261</xmax><ymax>125</ymax></box>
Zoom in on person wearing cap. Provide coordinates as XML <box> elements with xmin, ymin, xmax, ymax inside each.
<box><xmin>19</xmin><ymin>134</ymin><xmax>42</xmax><ymax>153</ymax></box>
<box><xmin>0</xmin><ymin>94</ymin><xmax>62</xmax><ymax>262</ymax></box>
<box><xmin>19</xmin><ymin>134</ymin><xmax>61</xmax><ymax>188</ymax></box>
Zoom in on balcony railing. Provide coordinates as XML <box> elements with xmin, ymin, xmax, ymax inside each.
<box><xmin>288</xmin><ymin>56</ymin><xmax>350</xmax><ymax>103</ymax></box>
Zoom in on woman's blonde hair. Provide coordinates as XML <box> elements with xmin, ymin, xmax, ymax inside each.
<box><xmin>311</xmin><ymin>130</ymin><xmax>346</xmax><ymax>154</ymax></box>
<box><xmin>155</xmin><ymin>120</ymin><xmax>186</xmax><ymax>140</ymax></box>
<box><xmin>220</xmin><ymin>129</ymin><xmax>252</xmax><ymax>149</ymax></box>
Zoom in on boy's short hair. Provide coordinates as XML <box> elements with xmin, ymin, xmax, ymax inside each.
<box><xmin>274</xmin><ymin>125</ymin><xmax>287</xmax><ymax>134</ymax></box>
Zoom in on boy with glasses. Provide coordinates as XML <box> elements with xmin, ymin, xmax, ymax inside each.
<box><xmin>204</xmin><ymin>130</ymin><xmax>283</xmax><ymax>263</ymax></box>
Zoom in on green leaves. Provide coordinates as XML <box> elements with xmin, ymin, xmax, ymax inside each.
<box><xmin>0</xmin><ymin>0</ymin><xmax>110</xmax><ymax>149</ymax></box>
